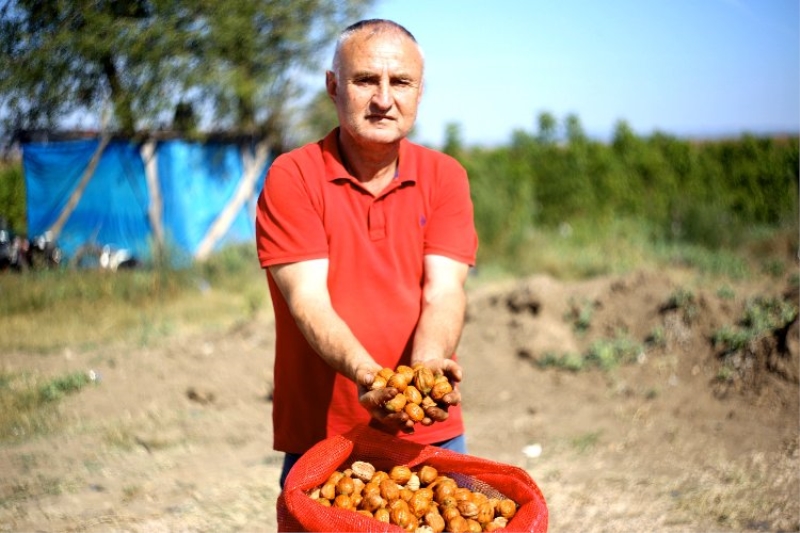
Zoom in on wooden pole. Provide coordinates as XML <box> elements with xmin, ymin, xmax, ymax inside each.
<box><xmin>140</xmin><ymin>139</ymin><xmax>164</xmax><ymax>257</ymax></box>
<box><xmin>47</xmin><ymin>133</ymin><xmax>111</xmax><ymax>240</ymax></box>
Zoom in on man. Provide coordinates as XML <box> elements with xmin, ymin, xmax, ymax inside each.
<box><xmin>255</xmin><ymin>19</ymin><xmax>478</xmax><ymax>488</ymax></box>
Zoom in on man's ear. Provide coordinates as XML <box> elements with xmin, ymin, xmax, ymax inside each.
<box><xmin>325</xmin><ymin>71</ymin><xmax>337</xmax><ymax>102</ymax></box>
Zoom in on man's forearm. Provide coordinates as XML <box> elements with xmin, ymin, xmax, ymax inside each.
<box><xmin>289</xmin><ymin>299</ymin><xmax>378</xmax><ymax>382</ymax></box>
<box><xmin>410</xmin><ymin>285</ymin><xmax>467</xmax><ymax>364</ymax></box>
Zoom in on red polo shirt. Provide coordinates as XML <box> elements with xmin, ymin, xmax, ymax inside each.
<box><xmin>255</xmin><ymin>129</ymin><xmax>478</xmax><ymax>454</ymax></box>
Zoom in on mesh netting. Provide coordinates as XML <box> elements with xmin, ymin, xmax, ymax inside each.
<box><xmin>277</xmin><ymin>424</ymin><xmax>548</xmax><ymax>532</ymax></box>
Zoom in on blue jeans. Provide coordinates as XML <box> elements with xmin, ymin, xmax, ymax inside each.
<box><xmin>279</xmin><ymin>434</ymin><xmax>467</xmax><ymax>489</ymax></box>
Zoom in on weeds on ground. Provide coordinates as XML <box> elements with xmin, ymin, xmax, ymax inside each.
<box><xmin>0</xmin><ymin>370</ymin><xmax>97</xmax><ymax>442</ymax></box>
<box><xmin>537</xmin><ymin>335</ymin><xmax>645</xmax><ymax>372</ymax></box>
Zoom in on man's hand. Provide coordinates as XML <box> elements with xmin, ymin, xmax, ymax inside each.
<box><xmin>356</xmin><ymin>367</ymin><xmax>416</xmax><ymax>433</ymax></box>
<box><xmin>412</xmin><ymin>359</ymin><xmax>462</xmax><ymax>426</ymax></box>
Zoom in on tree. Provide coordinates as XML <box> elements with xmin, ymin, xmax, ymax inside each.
<box><xmin>442</xmin><ymin>122</ymin><xmax>464</xmax><ymax>158</ymax></box>
<box><xmin>293</xmin><ymin>88</ymin><xmax>340</xmax><ymax>146</ymax></box>
<box><xmin>0</xmin><ymin>0</ymin><xmax>373</xmax><ymax>142</ymax></box>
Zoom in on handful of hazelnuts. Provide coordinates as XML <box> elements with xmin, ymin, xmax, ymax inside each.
<box><xmin>371</xmin><ymin>364</ymin><xmax>455</xmax><ymax>425</ymax></box>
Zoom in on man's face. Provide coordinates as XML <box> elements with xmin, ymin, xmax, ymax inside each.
<box><xmin>327</xmin><ymin>30</ymin><xmax>424</xmax><ymax>147</ymax></box>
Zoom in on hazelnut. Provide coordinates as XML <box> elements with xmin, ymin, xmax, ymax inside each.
<box><xmin>336</xmin><ymin>475</ymin><xmax>355</xmax><ymax>496</ymax></box>
<box><xmin>333</xmin><ymin>494</ymin><xmax>352</xmax><ymax>510</ymax></box>
<box><xmin>441</xmin><ymin>504</ymin><xmax>461</xmax><ymax>522</ymax></box>
<box><xmin>362</xmin><ymin>481</ymin><xmax>381</xmax><ymax>498</ymax></box>
<box><xmin>404</xmin><ymin>385</ymin><xmax>423</xmax><ymax>405</ymax></box>
<box><xmin>384</xmin><ymin>392</ymin><xmax>407</xmax><ymax>412</ymax></box>
<box><xmin>413</xmin><ymin>366</ymin><xmax>435</xmax><ymax>395</ymax></box>
<box><xmin>453</xmin><ymin>487</ymin><xmax>472</xmax><ymax>502</ymax></box>
<box><xmin>465</xmin><ymin>518</ymin><xmax>482</xmax><ymax>532</ymax></box>
<box><xmin>350</xmin><ymin>461</ymin><xmax>376</xmax><ymax>483</ymax></box>
<box><xmin>378</xmin><ymin>367</ymin><xmax>395</xmax><ymax>380</ymax></box>
<box><xmin>424</xmin><ymin>510</ymin><xmax>446</xmax><ymax>533</ymax></box>
<box><xmin>433</xmin><ymin>480</ymin><xmax>457</xmax><ymax>503</ymax></box>
<box><xmin>372</xmin><ymin>470</ymin><xmax>390</xmax><ymax>486</ymax></box>
<box><xmin>408</xmin><ymin>492</ymin><xmax>431</xmax><ymax>517</ymax></box>
<box><xmin>416</xmin><ymin>487</ymin><xmax>434</xmax><ymax>501</ymax></box>
<box><xmin>404</xmin><ymin>402</ymin><xmax>425</xmax><ymax>422</ymax></box>
<box><xmin>396</xmin><ymin>364</ymin><xmax>415</xmax><ymax>382</ymax></box>
<box><xmin>476</xmin><ymin>501</ymin><xmax>495</xmax><ymax>525</ymax></box>
<box><xmin>418</xmin><ymin>465</ymin><xmax>439</xmax><ymax>486</ymax></box>
<box><xmin>498</xmin><ymin>498</ymin><xmax>517</xmax><ymax>520</ymax></box>
<box><xmin>429</xmin><ymin>380</ymin><xmax>453</xmax><ymax>402</ymax></box>
<box><xmin>491</xmin><ymin>516</ymin><xmax>509</xmax><ymax>528</ymax></box>
<box><xmin>374</xmin><ymin>508</ymin><xmax>391</xmax><ymax>523</ymax></box>
<box><xmin>379</xmin><ymin>479</ymin><xmax>400</xmax><ymax>501</ymax></box>
<box><xmin>370</xmin><ymin>374</ymin><xmax>388</xmax><ymax>390</ymax></box>
<box><xmin>406</xmin><ymin>472</ymin><xmax>421</xmax><ymax>491</ymax></box>
<box><xmin>457</xmin><ymin>499</ymin><xmax>479</xmax><ymax>519</ymax></box>
<box><xmin>399</xmin><ymin>487</ymin><xmax>414</xmax><ymax>502</ymax></box>
<box><xmin>326</xmin><ymin>471</ymin><xmax>344</xmax><ymax>485</ymax></box>
<box><xmin>386</xmin><ymin>372</ymin><xmax>410</xmax><ymax>392</ymax></box>
<box><xmin>390</xmin><ymin>465</ymin><xmax>413</xmax><ymax>485</ymax></box>
<box><xmin>446</xmin><ymin>515</ymin><xmax>469</xmax><ymax>533</ymax></box>
<box><xmin>360</xmin><ymin>492</ymin><xmax>385</xmax><ymax>513</ymax></box>
<box><xmin>320</xmin><ymin>481</ymin><xmax>336</xmax><ymax>500</ymax></box>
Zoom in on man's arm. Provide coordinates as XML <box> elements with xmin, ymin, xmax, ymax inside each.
<box><xmin>268</xmin><ymin>259</ymin><xmax>416</xmax><ymax>432</ymax></box>
<box><xmin>410</xmin><ymin>254</ymin><xmax>471</xmax><ymax>418</ymax></box>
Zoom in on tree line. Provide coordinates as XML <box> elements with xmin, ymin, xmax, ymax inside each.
<box><xmin>0</xmin><ymin>0</ymin><xmax>372</xmax><ymax>150</ymax></box>
<box><xmin>444</xmin><ymin>113</ymin><xmax>799</xmax><ymax>258</ymax></box>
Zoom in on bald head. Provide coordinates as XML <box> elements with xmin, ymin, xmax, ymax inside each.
<box><xmin>331</xmin><ymin>19</ymin><xmax>424</xmax><ymax>81</ymax></box>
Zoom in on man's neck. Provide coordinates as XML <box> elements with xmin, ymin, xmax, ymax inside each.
<box><xmin>337</xmin><ymin>130</ymin><xmax>400</xmax><ymax>189</ymax></box>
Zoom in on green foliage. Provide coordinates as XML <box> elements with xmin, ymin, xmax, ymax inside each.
<box><xmin>662</xmin><ymin>287</ymin><xmax>699</xmax><ymax>324</ymax></box>
<box><xmin>0</xmin><ymin>162</ymin><xmax>26</xmax><ymax>233</ymax></box>
<box><xmin>537</xmin><ymin>335</ymin><xmax>644</xmax><ymax>372</ymax></box>
<box><xmin>0</xmin><ymin>0</ymin><xmax>374</xmax><ymax>139</ymax></box>
<box><xmin>451</xmin><ymin>113</ymin><xmax>798</xmax><ymax>270</ymax></box>
<box><xmin>712</xmin><ymin>296</ymin><xmax>799</xmax><ymax>355</ymax></box>
<box><xmin>564</xmin><ymin>297</ymin><xmax>595</xmax><ymax>334</ymax></box>
<box><xmin>0</xmin><ymin>370</ymin><xmax>96</xmax><ymax>442</ymax></box>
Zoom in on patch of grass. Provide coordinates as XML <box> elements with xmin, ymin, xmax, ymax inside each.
<box><xmin>538</xmin><ymin>351</ymin><xmax>587</xmax><ymax>372</ymax></box>
<box><xmin>716</xmin><ymin>285</ymin><xmax>736</xmax><ymax>300</ymax></box>
<box><xmin>0</xmin><ymin>244</ymin><xmax>268</xmax><ymax>353</ymax></box>
<box><xmin>712</xmin><ymin>296</ymin><xmax>798</xmax><ymax>355</ymax></box>
<box><xmin>537</xmin><ymin>335</ymin><xmax>645</xmax><ymax>372</ymax></box>
<box><xmin>645</xmin><ymin>326</ymin><xmax>667</xmax><ymax>348</ymax></box>
<box><xmin>662</xmin><ymin>287</ymin><xmax>699</xmax><ymax>324</ymax></box>
<box><xmin>564</xmin><ymin>297</ymin><xmax>595</xmax><ymax>334</ymax></box>
<box><xmin>0</xmin><ymin>370</ymin><xmax>97</xmax><ymax>442</ymax></box>
<box><xmin>585</xmin><ymin>337</ymin><xmax>644</xmax><ymax>370</ymax></box>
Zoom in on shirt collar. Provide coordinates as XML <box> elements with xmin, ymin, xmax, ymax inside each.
<box><xmin>321</xmin><ymin>128</ymin><xmax>417</xmax><ymax>185</ymax></box>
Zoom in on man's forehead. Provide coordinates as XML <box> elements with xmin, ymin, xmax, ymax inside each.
<box><xmin>341</xmin><ymin>35</ymin><xmax>422</xmax><ymax>72</ymax></box>
<box><xmin>342</xmin><ymin>31</ymin><xmax>422</xmax><ymax>66</ymax></box>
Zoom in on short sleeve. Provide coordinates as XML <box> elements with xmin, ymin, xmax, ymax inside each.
<box><xmin>255</xmin><ymin>156</ymin><xmax>329</xmax><ymax>268</ymax></box>
<box><xmin>423</xmin><ymin>159</ymin><xmax>479</xmax><ymax>265</ymax></box>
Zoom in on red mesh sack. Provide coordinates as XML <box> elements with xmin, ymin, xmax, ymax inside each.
<box><xmin>277</xmin><ymin>424</ymin><xmax>548</xmax><ymax>532</ymax></box>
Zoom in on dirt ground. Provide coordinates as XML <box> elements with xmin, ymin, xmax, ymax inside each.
<box><xmin>1</xmin><ymin>264</ymin><xmax>798</xmax><ymax>532</ymax></box>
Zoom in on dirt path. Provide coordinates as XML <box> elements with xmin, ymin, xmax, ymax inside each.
<box><xmin>1</xmin><ymin>267</ymin><xmax>797</xmax><ymax>532</ymax></box>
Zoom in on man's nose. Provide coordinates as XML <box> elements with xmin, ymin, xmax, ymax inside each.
<box><xmin>371</xmin><ymin>81</ymin><xmax>392</xmax><ymax>109</ymax></box>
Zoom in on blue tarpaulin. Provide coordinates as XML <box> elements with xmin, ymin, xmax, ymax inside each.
<box><xmin>22</xmin><ymin>137</ymin><xmax>268</xmax><ymax>265</ymax></box>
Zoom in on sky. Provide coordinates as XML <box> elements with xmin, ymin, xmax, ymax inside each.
<box><xmin>346</xmin><ymin>0</ymin><xmax>800</xmax><ymax>147</ymax></box>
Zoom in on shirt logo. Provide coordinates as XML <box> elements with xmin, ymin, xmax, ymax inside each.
<box><xmin>419</xmin><ymin>215</ymin><xmax>427</xmax><ymax>227</ymax></box>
